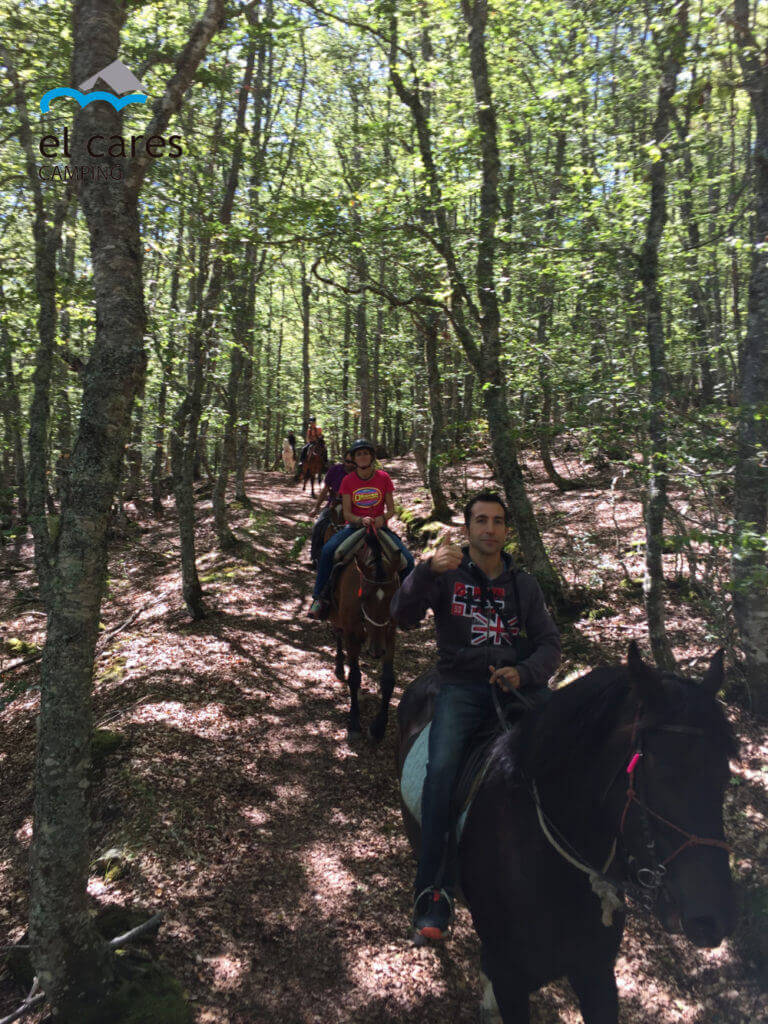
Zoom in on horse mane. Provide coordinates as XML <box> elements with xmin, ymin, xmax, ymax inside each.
<box><xmin>361</xmin><ymin>532</ymin><xmax>386</xmax><ymax>581</ymax></box>
<box><xmin>491</xmin><ymin>666</ymin><xmax>739</xmax><ymax>785</ymax></box>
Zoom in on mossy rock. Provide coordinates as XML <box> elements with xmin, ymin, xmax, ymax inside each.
<box><xmin>72</xmin><ymin>957</ymin><xmax>192</xmax><ymax>1024</ymax></box>
<box><xmin>93</xmin><ymin>847</ymin><xmax>133</xmax><ymax>882</ymax></box>
<box><xmin>586</xmin><ymin>604</ymin><xmax>614</xmax><ymax>622</ymax></box>
<box><xmin>4</xmin><ymin>636</ymin><xmax>42</xmax><ymax>657</ymax></box>
<box><xmin>5</xmin><ymin>935</ymin><xmax>34</xmax><ymax>990</ymax></box>
<box><xmin>97</xmin><ymin>658</ymin><xmax>127</xmax><ymax>686</ymax></box>
<box><xmin>91</xmin><ymin>729</ymin><xmax>126</xmax><ymax>765</ymax></box>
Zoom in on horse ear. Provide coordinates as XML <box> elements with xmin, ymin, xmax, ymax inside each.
<box><xmin>701</xmin><ymin>649</ymin><xmax>725</xmax><ymax>697</ymax></box>
<box><xmin>627</xmin><ymin>641</ymin><xmax>665</xmax><ymax>707</ymax></box>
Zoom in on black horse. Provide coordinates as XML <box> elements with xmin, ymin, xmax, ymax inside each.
<box><xmin>397</xmin><ymin>643</ymin><xmax>738</xmax><ymax>1024</ymax></box>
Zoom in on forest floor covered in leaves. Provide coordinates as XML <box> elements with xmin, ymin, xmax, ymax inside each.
<box><xmin>1</xmin><ymin>453</ymin><xmax>767</xmax><ymax>1023</ymax></box>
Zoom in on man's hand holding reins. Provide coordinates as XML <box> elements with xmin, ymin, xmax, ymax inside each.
<box><xmin>489</xmin><ymin>665</ymin><xmax>520</xmax><ymax>692</ymax></box>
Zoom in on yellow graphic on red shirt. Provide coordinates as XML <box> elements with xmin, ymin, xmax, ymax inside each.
<box><xmin>353</xmin><ymin>486</ymin><xmax>382</xmax><ymax>509</ymax></box>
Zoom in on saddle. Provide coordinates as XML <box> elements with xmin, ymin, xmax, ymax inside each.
<box><xmin>400</xmin><ymin>676</ymin><xmax>526</xmax><ymax>840</ymax></box>
<box><xmin>332</xmin><ymin>527</ymin><xmax>407</xmax><ymax>572</ymax></box>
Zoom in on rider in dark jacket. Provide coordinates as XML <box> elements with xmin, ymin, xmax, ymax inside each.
<box><xmin>390</xmin><ymin>489</ymin><xmax>561</xmax><ymax>941</ymax></box>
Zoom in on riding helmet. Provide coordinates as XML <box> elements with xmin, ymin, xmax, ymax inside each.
<box><xmin>350</xmin><ymin>438</ymin><xmax>376</xmax><ymax>456</ymax></box>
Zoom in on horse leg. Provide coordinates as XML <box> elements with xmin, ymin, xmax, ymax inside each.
<box><xmin>481</xmin><ymin>947</ymin><xmax>530</xmax><ymax>1024</ymax></box>
<box><xmin>346</xmin><ymin>638</ymin><xmax>362</xmax><ymax>740</ymax></box>
<box><xmin>367</xmin><ymin>652</ymin><xmax>395</xmax><ymax>744</ymax></box>
<box><xmin>334</xmin><ymin>634</ymin><xmax>345</xmax><ymax>681</ymax></box>
<box><xmin>567</xmin><ymin>964</ymin><xmax>618</xmax><ymax>1024</ymax></box>
<box><xmin>479</xmin><ymin>971</ymin><xmax>503</xmax><ymax>1024</ymax></box>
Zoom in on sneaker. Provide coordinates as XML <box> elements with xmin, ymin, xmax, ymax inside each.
<box><xmin>307</xmin><ymin>598</ymin><xmax>329</xmax><ymax>620</ymax></box>
<box><xmin>413</xmin><ymin>887</ymin><xmax>453</xmax><ymax>941</ymax></box>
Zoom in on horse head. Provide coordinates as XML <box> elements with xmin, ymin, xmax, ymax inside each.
<box><xmin>354</xmin><ymin>534</ymin><xmax>399</xmax><ymax>660</ymax></box>
<box><xmin>622</xmin><ymin>642</ymin><xmax>738</xmax><ymax>947</ymax></box>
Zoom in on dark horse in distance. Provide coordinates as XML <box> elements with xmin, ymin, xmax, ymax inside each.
<box><xmin>331</xmin><ymin>528</ymin><xmax>400</xmax><ymax>742</ymax></box>
<box><xmin>297</xmin><ymin>440</ymin><xmax>325</xmax><ymax>497</ymax></box>
<box><xmin>397</xmin><ymin>643</ymin><xmax>737</xmax><ymax>1023</ymax></box>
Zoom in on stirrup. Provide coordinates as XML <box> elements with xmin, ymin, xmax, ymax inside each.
<box><xmin>412</xmin><ymin>886</ymin><xmax>454</xmax><ymax>942</ymax></box>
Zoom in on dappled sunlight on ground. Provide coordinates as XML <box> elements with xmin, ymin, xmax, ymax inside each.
<box><xmin>1</xmin><ymin>455</ymin><xmax>766</xmax><ymax>1023</ymax></box>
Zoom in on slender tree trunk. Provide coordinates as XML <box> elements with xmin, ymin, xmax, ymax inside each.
<box><xmin>21</xmin><ymin>1</ymin><xmax>222</xmax><ymax>1014</ymax></box>
<box><xmin>732</xmin><ymin>0</ymin><xmax>768</xmax><ymax>713</ymax></box>
<box><xmin>213</xmin><ymin>44</ymin><xmax>256</xmax><ymax>550</ymax></box>
<box><xmin>152</xmin><ymin>211</ymin><xmax>183</xmax><ymax>516</ymax></box>
<box><xmin>421</xmin><ymin>311</ymin><xmax>451</xmax><ymax>520</ymax></box>
<box><xmin>171</xmin><ymin>242</ymin><xmax>209</xmax><ymax>619</ymax></box>
<box><xmin>0</xmin><ymin>289</ymin><xmax>28</xmax><ymax>526</ymax></box>
<box><xmin>342</xmin><ymin>292</ymin><xmax>351</xmax><ymax>452</ymax></box>
<box><xmin>638</xmin><ymin>2</ymin><xmax>687</xmax><ymax>671</ymax></box>
<box><xmin>124</xmin><ymin>374</ymin><xmax>144</xmax><ymax>501</ymax></box>
<box><xmin>389</xmin><ymin>6</ymin><xmax>563</xmax><ymax>604</ymax></box>
<box><xmin>534</xmin><ymin>128</ymin><xmax>586</xmax><ymax>492</ymax></box>
<box><xmin>301</xmin><ymin>254</ymin><xmax>311</xmax><ymax>430</ymax></box>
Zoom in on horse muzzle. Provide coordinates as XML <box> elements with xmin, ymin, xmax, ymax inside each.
<box><xmin>681</xmin><ymin>911</ymin><xmax>734</xmax><ymax>948</ymax></box>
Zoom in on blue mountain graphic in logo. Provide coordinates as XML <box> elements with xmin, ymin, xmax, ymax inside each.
<box><xmin>40</xmin><ymin>60</ymin><xmax>146</xmax><ymax>113</ymax></box>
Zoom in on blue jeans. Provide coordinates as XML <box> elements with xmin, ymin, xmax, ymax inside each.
<box><xmin>416</xmin><ymin>683</ymin><xmax>510</xmax><ymax>895</ymax></box>
<box><xmin>313</xmin><ymin>525</ymin><xmax>414</xmax><ymax>598</ymax></box>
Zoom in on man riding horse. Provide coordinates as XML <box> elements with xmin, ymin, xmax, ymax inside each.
<box><xmin>307</xmin><ymin>439</ymin><xmax>414</xmax><ymax>619</ymax></box>
<box><xmin>390</xmin><ymin>490</ymin><xmax>561</xmax><ymax>941</ymax></box>
<box><xmin>296</xmin><ymin>416</ymin><xmax>328</xmax><ymax>479</ymax></box>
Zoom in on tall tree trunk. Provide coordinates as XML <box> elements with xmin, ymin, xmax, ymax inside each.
<box><xmin>124</xmin><ymin>374</ymin><xmax>144</xmax><ymax>501</ymax></box>
<box><xmin>213</xmin><ymin>44</ymin><xmax>256</xmax><ymax>550</ymax></box>
<box><xmin>301</xmin><ymin>254</ymin><xmax>311</xmax><ymax>432</ymax></box>
<box><xmin>421</xmin><ymin>311</ymin><xmax>451</xmax><ymax>521</ymax></box>
<box><xmin>19</xmin><ymin>2</ymin><xmax>224</xmax><ymax>1017</ymax></box>
<box><xmin>342</xmin><ymin>292</ymin><xmax>351</xmax><ymax>452</ymax></box>
<box><xmin>534</xmin><ymin>128</ymin><xmax>586</xmax><ymax>492</ymax></box>
<box><xmin>152</xmin><ymin>209</ymin><xmax>183</xmax><ymax>517</ymax></box>
<box><xmin>172</xmin><ymin>86</ymin><xmax>231</xmax><ymax>609</ymax></box>
<box><xmin>0</xmin><ymin>285</ymin><xmax>28</xmax><ymax>526</ymax></box>
<box><xmin>732</xmin><ymin>0</ymin><xmax>768</xmax><ymax>713</ymax></box>
<box><xmin>638</xmin><ymin>2</ymin><xmax>687</xmax><ymax>671</ymax></box>
<box><xmin>171</xmin><ymin>241</ymin><xmax>209</xmax><ymax>619</ymax></box>
<box><xmin>389</xmin><ymin>6</ymin><xmax>563</xmax><ymax>605</ymax></box>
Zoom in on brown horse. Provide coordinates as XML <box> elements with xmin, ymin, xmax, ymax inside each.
<box><xmin>330</xmin><ymin>529</ymin><xmax>400</xmax><ymax>742</ymax></box>
<box><xmin>298</xmin><ymin>440</ymin><xmax>325</xmax><ymax>497</ymax></box>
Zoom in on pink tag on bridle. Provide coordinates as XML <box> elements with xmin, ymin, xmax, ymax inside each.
<box><xmin>627</xmin><ymin>752</ymin><xmax>642</xmax><ymax>775</ymax></box>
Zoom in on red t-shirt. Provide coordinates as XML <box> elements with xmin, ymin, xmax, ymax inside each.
<box><xmin>339</xmin><ymin>469</ymin><xmax>393</xmax><ymax>520</ymax></box>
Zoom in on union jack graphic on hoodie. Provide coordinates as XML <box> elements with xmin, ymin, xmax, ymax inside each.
<box><xmin>450</xmin><ymin>582</ymin><xmax>520</xmax><ymax>646</ymax></box>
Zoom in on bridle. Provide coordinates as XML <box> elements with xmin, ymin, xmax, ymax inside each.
<box><xmin>355</xmin><ymin>532</ymin><xmax>399</xmax><ymax>630</ymax></box>
<box><xmin>616</xmin><ymin>713</ymin><xmax>731</xmax><ymax>908</ymax></box>
<box><xmin>531</xmin><ymin>709</ymin><xmax>732</xmax><ymax>923</ymax></box>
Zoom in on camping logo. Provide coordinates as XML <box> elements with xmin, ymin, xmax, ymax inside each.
<box><xmin>40</xmin><ymin>60</ymin><xmax>146</xmax><ymax>113</ymax></box>
<box><xmin>36</xmin><ymin>58</ymin><xmax>182</xmax><ymax>182</ymax></box>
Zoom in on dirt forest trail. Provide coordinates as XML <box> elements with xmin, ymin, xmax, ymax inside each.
<box><xmin>1</xmin><ymin>458</ymin><xmax>766</xmax><ymax>1024</ymax></box>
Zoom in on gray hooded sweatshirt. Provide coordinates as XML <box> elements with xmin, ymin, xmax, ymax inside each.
<box><xmin>390</xmin><ymin>549</ymin><xmax>561</xmax><ymax>690</ymax></box>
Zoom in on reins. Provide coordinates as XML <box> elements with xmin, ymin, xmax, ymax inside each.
<box><xmin>355</xmin><ymin>526</ymin><xmax>399</xmax><ymax>630</ymax></box>
<box><xmin>465</xmin><ymin>561</ymin><xmax>536</xmax><ymax>726</ymax></box>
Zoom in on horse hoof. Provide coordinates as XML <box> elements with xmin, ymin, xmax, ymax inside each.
<box><xmin>411</xmin><ymin>930</ymin><xmax>428</xmax><ymax>948</ymax></box>
<box><xmin>334</xmin><ymin>668</ymin><xmax>345</xmax><ymax>682</ymax></box>
<box><xmin>347</xmin><ymin>727</ymin><xmax>362</xmax><ymax>742</ymax></box>
<box><xmin>367</xmin><ymin>724</ymin><xmax>384</xmax><ymax>744</ymax></box>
